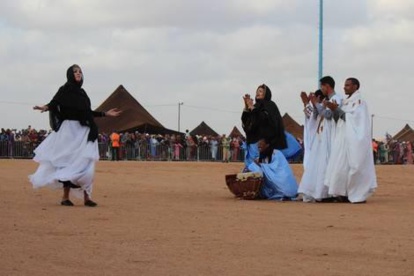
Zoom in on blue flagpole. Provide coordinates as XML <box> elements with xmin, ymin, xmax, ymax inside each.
<box><xmin>318</xmin><ymin>0</ymin><xmax>323</xmax><ymax>86</ymax></box>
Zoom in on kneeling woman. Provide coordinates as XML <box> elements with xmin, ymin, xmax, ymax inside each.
<box><xmin>246</xmin><ymin>138</ymin><xmax>298</xmax><ymax>200</ymax></box>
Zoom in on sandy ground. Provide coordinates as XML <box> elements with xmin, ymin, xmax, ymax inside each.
<box><xmin>0</xmin><ymin>159</ymin><xmax>413</xmax><ymax>276</ymax></box>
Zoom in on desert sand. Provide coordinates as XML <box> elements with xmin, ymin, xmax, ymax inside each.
<box><xmin>0</xmin><ymin>159</ymin><xmax>413</xmax><ymax>276</ymax></box>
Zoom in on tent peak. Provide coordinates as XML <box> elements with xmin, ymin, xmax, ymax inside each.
<box><xmin>94</xmin><ymin>85</ymin><xmax>167</xmax><ymax>133</ymax></box>
<box><xmin>190</xmin><ymin>121</ymin><xmax>219</xmax><ymax>137</ymax></box>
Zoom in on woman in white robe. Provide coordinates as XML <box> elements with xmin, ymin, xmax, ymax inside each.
<box><xmin>30</xmin><ymin>64</ymin><xmax>121</xmax><ymax>207</ymax></box>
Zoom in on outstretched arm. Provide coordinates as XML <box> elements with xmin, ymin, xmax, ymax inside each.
<box><xmin>106</xmin><ymin>108</ymin><xmax>122</xmax><ymax>117</ymax></box>
<box><xmin>92</xmin><ymin>108</ymin><xmax>122</xmax><ymax>117</ymax></box>
<box><xmin>33</xmin><ymin>105</ymin><xmax>49</xmax><ymax>112</ymax></box>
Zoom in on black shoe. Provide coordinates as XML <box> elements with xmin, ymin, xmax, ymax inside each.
<box><xmin>336</xmin><ymin>196</ymin><xmax>350</xmax><ymax>203</ymax></box>
<box><xmin>317</xmin><ymin>197</ymin><xmax>338</xmax><ymax>203</ymax></box>
<box><xmin>281</xmin><ymin>197</ymin><xmax>293</xmax><ymax>201</ymax></box>
<box><xmin>84</xmin><ymin>200</ymin><xmax>98</xmax><ymax>207</ymax></box>
<box><xmin>61</xmin><ymin>199</ymin><xmax>74</xmax><ymax>206</ymax></box>
<box><xmin>318</xmin><ymin>196</ymin><xmax>350</xmax><ymax>203</ymax></box>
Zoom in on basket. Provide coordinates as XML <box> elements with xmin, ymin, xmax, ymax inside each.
<box><xmin>225</xmin><ymin>173</ymin><xmax>264</xmax><ymax>200</ymax></box>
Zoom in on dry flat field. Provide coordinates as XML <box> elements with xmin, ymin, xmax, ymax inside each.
<box><xmin>0</xmin><ymin>159</ymin><xmax>413</xmax><ymax>276</ymax></box>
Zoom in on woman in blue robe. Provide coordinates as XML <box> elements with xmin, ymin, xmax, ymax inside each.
<box><xmin>247</xmin><ymin>138</ymin><xmax>298</xmax><ymax>200</ymax></box>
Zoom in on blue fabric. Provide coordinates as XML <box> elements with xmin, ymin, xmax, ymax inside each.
<box><xmin>243</xmin><ymin>142</ymin><xmax>259</xmax><ymax>168</ymax></box>
<box><xmin>243</xmin><ymin>132</ymin><xmax>301</xmax><ymax>167</ymax></box>
<box><xmin>247</xmin><ymin>150</ymin><xmax>298</xmax><ymax>200</ymax></box>
<box><xmin>280</xmin><ymin>132</ymin><xmax>302</xmax><ymax>159</ymax></box>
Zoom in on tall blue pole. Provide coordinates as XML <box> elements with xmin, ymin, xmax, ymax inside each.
<box><xmin>318</xmin><ymin>0</ymin><xmax>323</xmax><ymax>85</ymax></box>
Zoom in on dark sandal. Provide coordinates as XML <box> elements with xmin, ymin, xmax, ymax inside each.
<box><xmin>336</xmin><ymin>196</ymin><xmax>350</xmax><ymax>203</ymax></box>
<box><xmin>317</xmin><ymin>197</ymin><xmax>338</xmax><ymax>203</ymax></box>
<box><xmin>61</xmin><ymin>199</ymin><xmax>74</xmax><ymax>206</ymax></box>
<box><xmin>281</xmin><ymin>197</ymin><xmax>293</xmax><ymax>201</ymax></box>
<box><xmin>84</xmin><ymin>200</ymin><xmax>97</xmax><ymax>207</ymax></box>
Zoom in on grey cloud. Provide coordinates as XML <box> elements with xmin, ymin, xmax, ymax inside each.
<box><xmin>0</xmin><ymin>0</ymin><xmax>413</xmax><ymax>137</ymax></box>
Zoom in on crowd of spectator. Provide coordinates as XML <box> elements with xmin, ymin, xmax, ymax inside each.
<box><xmin>0</xmin><ymin>126</ymin><xmax>249</xmax><ymax>162</ymax></box>
<box><xmin>99</xmin><ymin>130</ymin><xmax>245</xmax><ymax>162</ymax></box>
<box><xmin>6</xmin><ymin>126</ymin><xmax>413</xmax><ymax>165</ymax></box>
<box><xmin>372</xmin><ymin>139</ymin><xmax>414</xmax><ymax>164</ymax></box>
<box><xmin>0</xmin><ymin>126</ymin><xmax>49</xmax><ymax>158</ymax></box>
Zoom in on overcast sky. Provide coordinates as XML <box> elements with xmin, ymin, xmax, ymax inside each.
<box><xmin>1</xmin><ymin>0</ymin><xmax>413</xmax><ymax>138</ymax></box>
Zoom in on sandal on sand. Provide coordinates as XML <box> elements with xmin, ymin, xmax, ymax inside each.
<box><xmin>336</xmin><ymin>196</ymin><xmax>350</xmax><ymax>203</ymax></box>
<box><xmin>317</xmin><ymin>197</ymin><xmax>338</xmax><ymax>203</ymax></box>
<box><xmin>281</xmin><ymin>197</ymin><xmax>294</xmax><ymax>201</ymax></box>
<box><xmin>84</xmin><ymin>200</ymin><xmax>97</xmax><ymax>207</ymax></box>
<box><xmin>61</xmin><ymin>199</ymin><xmax>74</xmax><ymax>206</ymax></box>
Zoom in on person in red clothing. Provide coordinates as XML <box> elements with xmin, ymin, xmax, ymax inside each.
<box><xmin>372</xmin><ymin>139</ymin><xmax>378</xmax><ymax>164</ymax></box>
<box><xmin>110</xmin><ymin>131</ymin><xmax>120</xmax><ymax>161</ymax></box>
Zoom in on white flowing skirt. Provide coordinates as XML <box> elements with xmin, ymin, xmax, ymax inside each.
<box><xmin>29</xmin><ymin>120</ymin><xmax>99</xmax><ymax>198</ymax></box>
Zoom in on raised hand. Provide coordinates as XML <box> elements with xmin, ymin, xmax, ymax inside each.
<box><xmin>246</xmin><ymin>98</ymin><xmax>254</xmax><ymax>110</ymax></box>
<box><xmin>243</xmin><ymin>94</ymin><xmax>251</xmax><ymax>108</ymax></box>
<box><xmin>309</xmin><ymin>93</ymin><xmax>318</xmax><ymax>107</ymax></box>
<box><xmin>300</xmin><ymin>91</ymin><xmax>309</xmax><ymax>106</ymax></box>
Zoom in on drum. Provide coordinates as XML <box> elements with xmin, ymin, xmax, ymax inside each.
<box><xmin>225</xmin><ymin>172</ymin><xmax>263</xmax><ymax>200</ymax></box>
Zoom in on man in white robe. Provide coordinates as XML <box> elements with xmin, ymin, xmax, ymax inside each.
<box><xmin>298</xmin><ymin>76</ymin><xmax>343</xmax><ymax>202</ymax></box>
<box><xmin>324</xmin><ymin>78</ymin><xmax>377</xmax><ymax>203</ymax></box>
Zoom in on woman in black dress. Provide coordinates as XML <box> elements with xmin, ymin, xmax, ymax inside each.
<box><xmin>30</xmin><ymin>64</ymin><xmax>121</xmax><ymax>207</ymax></box>
<box><xmin>242</xmin><ymin>84</ymin><xmax>287</xmax><ymax>167</ymax></box>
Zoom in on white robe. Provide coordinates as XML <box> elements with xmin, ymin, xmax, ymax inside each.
<box><xmin>299</xmin><ymin>94</ymin><xmax>343</xmax><ymax>201</ymax></box>
<box><xmin>29</xmin><ymin>120</ymin><xmax>99</xmax><ymax>198</ymax></box>
<box><xmin>302</xmin><ymin>104</ymin><xmax>320</xmax><ymax>170</ymax></box>
<box><xmin>324</xmin><ymin>91</ymin><xmax>377</xmax><ymax>202</ymax></box>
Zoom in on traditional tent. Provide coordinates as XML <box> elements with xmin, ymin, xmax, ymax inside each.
<box><xmin>190</xmin><ymin>121</ymin><xmax>219</xmax><ymax>137</ymax></box>
<box><xmin>229</xmin><ymin>126</ymin><xmax>245</xmax><ymax>139</ymax></box>
<box><xmin>94</xmin><ymin>85</ymin><xmax>180</xmax><ymax>134</ymax></box>
<box><xmin>282</xmin><ymin>113</ymin><xmax>304</xmax><ymax>140</ymax></box>
<box><xmin>393</xmin><ymin>124</ymin><xmax>414</xmax><ymax>142</ymax></box>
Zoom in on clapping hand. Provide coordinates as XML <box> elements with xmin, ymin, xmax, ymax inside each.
<box><xmin>300</xmin><ymin>91</ymin><xmax>309</xmax><ymax>106</ymax></box>
<box><xmin>243</xmin><ymin>94</ymin><xmax>254</xmax><ymax>110</ymax></box>
<box><xmin>309</xmin><ymin>93</ymin><xmax>318</xmax><ymax>107</ymax></box>
<box><xmin>325</xmin><ymin>100</ymin><xmax>338</xmax><ymax>111</ymax></box>
<box><xmin>321</xmin><ymin>98</ymin><xmax>328</xmax><ymax>108</ymax></box>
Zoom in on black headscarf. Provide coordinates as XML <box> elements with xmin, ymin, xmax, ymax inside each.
<box><xmin>48</xmin><ymin>64</ymin><xmax>98</xmax><ymax>142</ymax></box>
<box><xmin>241</xmin><ymin>84</ymin><xmax>287</xmax><ymax>149</ymax></box>
<box><xmin>258</xmin><ymin>137</ymin><xmax>275</xmax><ymax>163</ymax></box>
